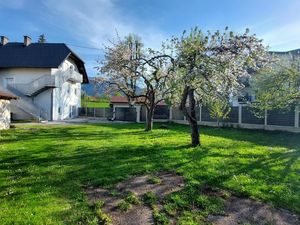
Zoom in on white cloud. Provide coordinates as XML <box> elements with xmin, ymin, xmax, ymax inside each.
<box><xmin>259</xmin><ymin>21</ymin><xmax>300</xmax><ymax>51</ymax></box>
<box><xmin>40</xmin><ymin>0</ymin><xmax>167</xmax><ymax>76</ymax></box>
<box><xmin>42</xmin><ymin>0</ymin><xmax>166</xmax><ymax>50</ymax></box>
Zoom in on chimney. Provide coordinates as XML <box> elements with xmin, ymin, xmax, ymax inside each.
<box><xmin>24</xmin><ymin>35</ymin><xmax>31</xmax><ymax>46</ymax></box>
<box><xmin>1</xmin><ymin>36</ymin><xmax>9</xmax><ymax>45</ymax></box>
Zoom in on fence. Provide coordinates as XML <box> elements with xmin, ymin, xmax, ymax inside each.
<box><xmin>79</xmin><ymin>105</ymin><xmax>300</xmax><ymax>132</ymax></box>
<box><xmin>79</xmin><ymin>107</ymin><xmax>113</xmax><ymax>119</ymax></box>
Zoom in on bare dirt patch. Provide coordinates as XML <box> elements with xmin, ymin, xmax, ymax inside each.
<box><xmin>86</xmin><ymin>172</ymin><xmax>185</xmax><ymax>225</ymax></box>
<box><xmin>85</xmin><ymin>172</ymin><xmax>299</xmax><ymax>225</ymax></box>
<box><xmin>208</xmin><ymin>196</ymin><xmax>300</xmax><ymax>225</ymax></box>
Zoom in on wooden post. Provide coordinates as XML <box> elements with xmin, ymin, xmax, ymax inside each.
<box><xmin>169</xmin><ymin>106</ymin><xmax>173</xmax><ymax>121</ymax></box>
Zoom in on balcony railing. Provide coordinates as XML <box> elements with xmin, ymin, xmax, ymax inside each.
<box><xmin>13</xmin><ymin>74</ymin><xmax>56</xmax><ymax>97</ymax></box>
<box><xmin>62</xmin><ymin>69</ymin><xmax>83</xmax><ymax>83</ymax></box>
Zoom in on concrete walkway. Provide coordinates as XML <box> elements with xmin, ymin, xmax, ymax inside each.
<box><xmin>12</xmin><ymin>117</ymin><xmax>134</xmax><ymax>126</ymax></box>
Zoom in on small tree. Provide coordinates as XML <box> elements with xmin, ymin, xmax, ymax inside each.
<box><xmin>206</xmin><ymin>97</ymin><xmax>231</xmax><ymax>127</ymax></box>
<box><xmin>251</xmin><ymin>58</ymin><xmax>300</xmax><ymax>112</ymax></box>
<box><xmin>97</xmin><ymin>34</ymin><xmax>174</xmax><ymax>131</ymax></box>
<box><xmin>38</xmin><ymin>34</ymin><xmax>46</xmax><ymax>43</ymax></box>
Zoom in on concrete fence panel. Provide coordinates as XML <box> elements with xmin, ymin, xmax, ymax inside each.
<box><xmin>201</xmin><ymin>107</ymin><xmax>216</xmax><ymax>122</ymax></box>
<box><xmin>154</xmin><ymin>106</ymin><xmax>170</xmax><ymax>120</ymax></box>
<box><xmin>267</xmin><ymin>109</ymin><xmax>295</xmax><ymax>127</ymax></box>
<box><xmin>115</xmin><ymin>107</ymin><xmax>136</xmax><ymax>122</ymax></box>
<box><xmin>242</xmin><ymin>106</ymin><xmax>264</xmax><ymax>124</ymax></box>
<box><xmin>172</xmin><ymin>107</ymin><xmax>184</xmax><ymax>120</ymax></box>
<box><xmin>221</xmin><ymin>106</ymin><xmax>239</xmax><ymax>123</ymax></box>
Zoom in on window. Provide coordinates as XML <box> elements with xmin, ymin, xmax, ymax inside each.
<box><xmin>58</xmin><ymin>107</ymin><xmax>61</xmax><ymax>115</ymax></box>
<box><xmin>74</xmin><ymin>88</ymin><xmax>77</xmax><ymax>95</ymax></box>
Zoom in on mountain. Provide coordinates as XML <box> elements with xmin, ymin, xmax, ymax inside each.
<box><xmin>81</xmin><ymin>78</ymin><xmax>108</xmax><ymax>96</ymax></box>
<box><xmin>81</xmin><ymin>77</ymin><xmax>143</xmax><ymax>96</ymax></box>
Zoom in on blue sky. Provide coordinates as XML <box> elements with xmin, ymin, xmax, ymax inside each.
<box><xmin>1</xmin><ymin>0</ymin><xmax>300</xmax><ymax>77</ymax></box>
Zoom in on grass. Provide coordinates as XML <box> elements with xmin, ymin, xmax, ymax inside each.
<box><xmin>81</xmin><ymin>98</ymin><xmax>110</xmax><ymax>108</ymax></box>
<box><xmin>0</xmin><ymin>123</ymin><xmax>299</xmax><ymax>224</ymax></box>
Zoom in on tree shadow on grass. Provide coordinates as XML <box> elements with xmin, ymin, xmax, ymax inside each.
<box><xmin>1</xmin><ymin>123</ymin><xmax>300</xmax><ymax>223</ymax></box>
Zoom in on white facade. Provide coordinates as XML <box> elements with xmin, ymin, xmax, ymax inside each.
<box><xmin>0</xmin><ymin>58</ymin><xmax>83</xmax><ymax>121</ymax></box>
<box><xmin>0</xmin><ymin>99</ymin><xmax>11</xmax><ymax>129</ymax></box>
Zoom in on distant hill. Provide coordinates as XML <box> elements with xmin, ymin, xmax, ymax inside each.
<box><xmin>82</xmin><ymin>77</ymin><xmax>143</xmax><ymax>96</ymax></box>
<box><xmin>81</xmin><ymin>78</ymin><xmax>107</xmax><ymax>96</ymax></box>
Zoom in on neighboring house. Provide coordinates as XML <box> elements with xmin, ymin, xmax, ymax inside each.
<box><xmin>0</xmin><ymin>91</ymin><xmax>17</xmax><ymax>130</ymax></box>
<box><xmin>0</xmin><ymin>36</ymin><xmax>89</xmax><ymax>121</ymax></box>
<box><xmin>231</xmin><ymin>48</ymin><xmax>300</xmax><ymax>106</ymax></box>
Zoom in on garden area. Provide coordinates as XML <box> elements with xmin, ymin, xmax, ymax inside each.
<box><xmin>0</xmin><ymin>123</ymin><xmax>299</xmax><ymax>224</ymax></box>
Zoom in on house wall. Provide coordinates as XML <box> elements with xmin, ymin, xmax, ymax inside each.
<box><xmin>0</xmin><ymin>99</ymin><xmax>11</xmax><ymax>130</ymax></box>
<box><xmin>0</xmin><ymin>68</ymin><xmax>52</xmax><ymax>120</ymax></box>
<box><xmin>0</xmin><ymin>68</ymin><xmax>51</xmax><ymax>87</ymax></box>
<box><xmin>51</xmin><ymin>58</ymin><xmax>81</xmax><ymax>120</ymax></box>
<box><xmin>0</xmin><ymin>57</ymin><xmax>82</xmax><ymax>121</ymax></box>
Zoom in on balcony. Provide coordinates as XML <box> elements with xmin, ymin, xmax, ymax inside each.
<box><xmin>63</xmin><ymin>69</ymin><xmax>83</xmax><ymax>83</ymax></box>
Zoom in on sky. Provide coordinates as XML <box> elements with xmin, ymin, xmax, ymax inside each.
<box><xmin>1</xmin><ymin>0</ymin><xmax>300</xmax><ymax>77</ymax></box>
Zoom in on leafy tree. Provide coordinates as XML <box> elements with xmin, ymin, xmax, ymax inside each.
<box><xmin>38</xmin><ymin>34</ymin><xmax>46</xmax><ymax>43</ymax></box>
<box><xmin>206</xmin><ymin>97</ymin><xmax>231</xmax><ymax>127</ymax></box>
<box><xmin>251</xmin><ymin>58</ymin><xmax>300</xmax><ymax>112</ymax></box>
<box><xmin>168</xmin><ymin>27</ymin><xmax>269</xmax><ymax>146</ymax></box>
<box><xmin>97</xmin><ymin>34</ymin><xmax>174</xmax><ymax>131</ymax></box>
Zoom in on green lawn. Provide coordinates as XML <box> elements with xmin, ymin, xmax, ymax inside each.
<box><xmin>81</xmin><ymin>100</ymin><xmax>110</xmax><ymax>108</ymax></box>
<box><xmin>0</xmin><ymin>123</ymin><xmax>299</xmax><ymax>224</ymax></box>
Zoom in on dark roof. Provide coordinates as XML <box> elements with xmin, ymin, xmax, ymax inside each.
<box><xmin>269</xmin><ymin>48</ymin><xmax>300</xmax><ymax>56</ymax></box>
<box><xmin>0</xmin><ymin>42</ymin><xmax>88</xmax><ymax>83</ymax></box>
<box><xmin>110</xmin><ymin>96</ymin><xmax>166</xmax><ymax>105</ymax></box>
<box><xmin>0</xmin><ymin>91</ymin><xmax>18</xmax><ymax>100</ymax></box>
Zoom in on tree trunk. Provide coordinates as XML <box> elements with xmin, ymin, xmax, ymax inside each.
<box><xmin>145</xmin><ymin>106</ymin><xmax>154</xmax><ymax>131</ymax></box>
<box><xmin>180</xmin><ymin>86</ymin><xmax>200</xmax><ymax>146</ymax></box>
<box><xmin>145</xmin><ymin>93</ymin><xmax>155</xmax><ymax>131</ymax></box>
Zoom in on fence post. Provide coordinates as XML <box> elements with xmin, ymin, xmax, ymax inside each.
<box><xmin>85</xmin><ymin>106</ymin><xmax>87</xmax><ymax>117</ymax></box>
<box><xmin>238</xmin><ymin>104</ymin><xmax>242</xmax><ymax>125</ymax></box>
<box><xmin>264</xmin><ymin>109</ymin><xmax>268</xmax><ymax>126</ymax></box>
<box><xmin>169</xmin><ymin>106</ymin><xmax>173</xmax><ymax>121</ymax></box>
<box><xmin>199</xmin><ymin>105</ymin><xmax>202</xmax><ymax>123</ymax></box>
<box><xmin>295</xmin><ymin>106</ymin><xmax>299</xmax><ymax>128</ymax></box>
<box><xmin>136</xmin><ymin>106</ymin><xmax>141</xmax><ymax>123</ymax></box>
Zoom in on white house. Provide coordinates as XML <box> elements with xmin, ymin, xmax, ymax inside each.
<box><xmin>0</xmin><ymin>90</ymin><xmax>17</xmax><ymax>129</ymax></box>
<box><xmin>0</xmin><ymin>36</ymin><xmax>89</xmax><ymax>121</ymax></box>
